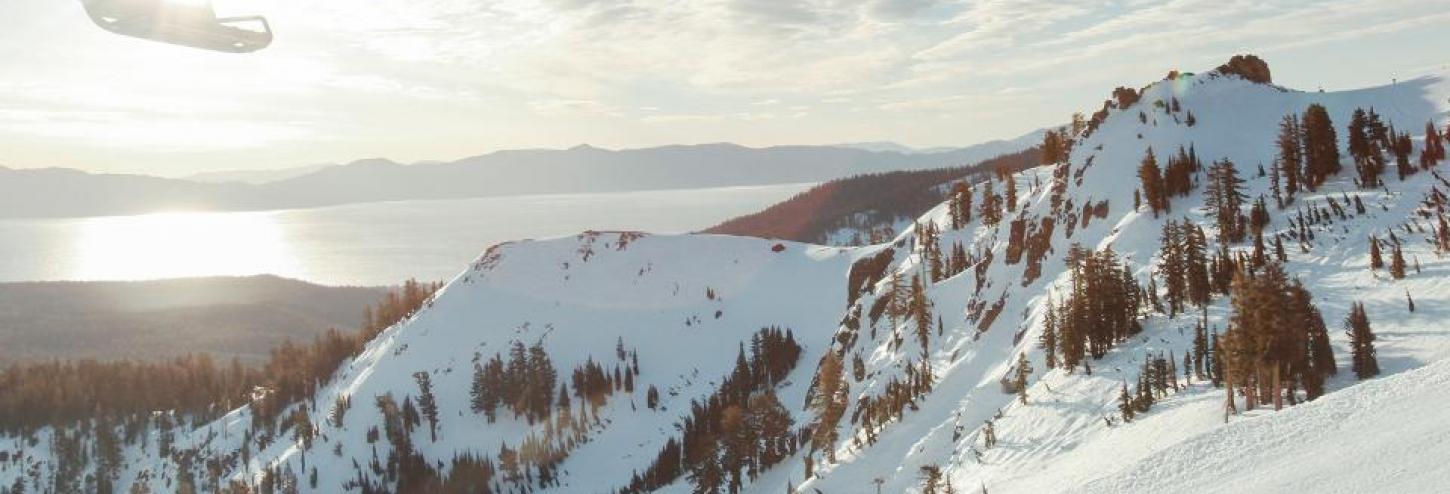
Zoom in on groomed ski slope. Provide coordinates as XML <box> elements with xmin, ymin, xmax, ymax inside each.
<box><xmin>1080</xmin><ymin>357</ymin><xmax>1450</xmax><ymax>494</ymax></box>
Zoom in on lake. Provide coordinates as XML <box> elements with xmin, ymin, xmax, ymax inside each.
<box><xmin>0</xmin><ymin>183</ymin><xmax>811</xmax><ymax>286</ymax></box>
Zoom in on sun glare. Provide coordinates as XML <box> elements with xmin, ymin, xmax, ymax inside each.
<box><xmin>71</xmin><ymin>211</ymin><xmax>302</xmax><ymax>281</ymax></box>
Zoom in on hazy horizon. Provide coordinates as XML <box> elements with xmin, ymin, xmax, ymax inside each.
<box><xmin>5</xmin><ymin>0</ymin><xmax>1447</xmax><ymax>176</ymax></box>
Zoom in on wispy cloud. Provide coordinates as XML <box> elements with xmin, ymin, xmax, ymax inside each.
<box><xmin>2</xmin><ymin>0</ymin><xmax>1446</xmax><ymax>173</ymax></box>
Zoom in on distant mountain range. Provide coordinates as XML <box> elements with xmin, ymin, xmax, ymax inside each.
<box><xmin>0</xmin><ymin>132</ymin><xmax>1042</xmax><ymax>218</ymax></box>
<box><xmin>183</xmin><ymin>163</ymin><xmax>334</xmax><ymax>184</ymax></box>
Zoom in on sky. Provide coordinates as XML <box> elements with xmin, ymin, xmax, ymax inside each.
<box><xmin>2</xmin><ymin>0</ymin><xmax>1448</xmax><ymax>177</ymax></box>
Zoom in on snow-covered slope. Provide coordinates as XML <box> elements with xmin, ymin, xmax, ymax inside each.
<box><xmin>5</xmin><ymin>60</ymin><xmax>1450</xmax><ymax>494</ymax></box>
<box><xmin>784</xmin><ymin>67</ymin><xmax>1450</xmax><ymax>494</ymax></box>
<box><xmin>777</xmin><ymin>68</ymin><xmax>1450</xmax><ymax>493</ymax></box>
<box><xmin>1077</xmin><ymin>357</ymin><xmax>1450</xmax><ymax>494</ymax></box>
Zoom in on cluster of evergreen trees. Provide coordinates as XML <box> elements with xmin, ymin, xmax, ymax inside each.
<box><xmin>852</xmin><ymin>355</ymin><xmax>935</xmax><ymax>451</ymax></box>
<box><xmin>358</xmin><ymin>337</ymin><xmax>643</xmax><ymax>494</ymax></box>
<box><xmin>979</xmin><ymin>177</ymin><xmax>1004</xmax><ymax>227</ymax></box>
<box><xmin>1271</xmin><ymin>105</ymin><xmax>1446</xmax><ymax>202</ymax></box>
<box><xmin>621</xmin><ymin>327</ymin><xmax>802</xmax><ymax>494</ymax></box>
<box><xmin>947</xmin><ymin>182</ymin><xmax>973</xmax><ymax>229</ymax></box>
<box><xmin>1038</xmin><ymin>244</ymin><xmax>1143</xmax><ymax>373</ymax></box>
<box><xmin>1368</xmin><ymin>234</ymin><xmax>1411</xmax><ymax>279</ymax></box>
<box><xmin>1222</xmin><ymin>263</ymin><xmax>1336</xmax><ymax>414</ymax></box>
<box><xmin>944</xmin><ymin>172</ymin><xmax>1006</xmax><ymax>229</ymax></box>
<box><xmin>1156</xmin><ymin>219</ymin><xmax>1212</xmax><ymax>316</ymax></box>
<box><xmin>1269</xmin><ymin>105</ymin><xmax>1340</xmax><ymax>204</ymax></box>
<box><xmin>469</xmin><ymin>341</ymin><xmax>560</xmax><ymax>424</ymax></box>
<box><xmin>1421</xmin><ymin>121</ymin><xmax>1447</xmax><ymax>167</ymax></box>
<box><xmin>1137</xmin><ymin>150</ymin><xmax>1167</xmax><ymax>216</ymax></box>
<box><xmin>1118</xmin><ymin>351</ymin><xmax>1182</xmax><ymax>423</ymax></box>
<box><xmin>1138</xmin><ymin>145</ymin><xmax>1205</xmax><ymax>217</ymax></box>
<box><xmin>1345</xmin><ymin>107</ymin><xmax>1428</xmax><ymax>185</ymax></box>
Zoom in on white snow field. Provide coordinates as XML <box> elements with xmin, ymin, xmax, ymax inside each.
<box><xmin>1077</xmin><ymin>358</ymin><xmax>1450</xmax><ymax>494</ymax></box>
<box><xmin>4</xmin><ymin>60</ymin><xmax>1450</xmax><ymax>493</ymax></box>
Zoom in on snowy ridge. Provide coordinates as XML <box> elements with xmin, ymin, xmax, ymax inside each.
<box><xmin>786</xmin><ymin>68</ymin><xmax>1450</xmax><ymax>493</ymax></box>
<box><xmin>263</xmin><ymin>232</ymin><xmax>854</xmax><ymax>492</ymax></box>
<box><xmin>4</xmin><ymin>62</ymin><xmax>1450</xmax><ymax>493</ymax></box>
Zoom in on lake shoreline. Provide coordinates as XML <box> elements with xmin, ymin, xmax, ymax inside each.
<box><xmin>0</xmin><ymin>183</ymin><xmax>812</xmax><ymax>286</ymax></box>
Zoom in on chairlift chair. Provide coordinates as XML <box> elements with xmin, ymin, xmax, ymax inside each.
<box><xmin>80</xmin><ymin>0</ymin><xmax>271</xmax><ymax>53</ymax></box>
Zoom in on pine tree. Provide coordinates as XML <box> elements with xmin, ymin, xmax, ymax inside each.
<box><xmin>1277</xmin><ymin>114</ymin><xmax>1302</xmax><ymax>197</ymax></box>
<box><xmin>413</xmin><ymin>371</ymin><xmax>439</xmax><ymax>442</ymax></box>
<box><xmin>1185</xmin><ymin>224</ymin><xmax>1211</xmax><ymax>307</ymax></box>
<box><xmin>1368</xmin><ymin>236</ymin><xmax>1383</xmax><ymax>270</ymax></box>
<box><xmin>919</xmin><ymin>465</ymin><xmax>944</xmax><ymax>494</ymax></box>
<box><xmin>1004</xmin><ymin>173</ymin><xmax>1018</xmax><ymax>212</ymax></box>
<box><xmin>910</xmin><ymin>275</ymin><xmax>933</xmax><ymax>359</ymax></box>
<box><xmin>979</xmin><ymin>179</ymin><xmax>1002</xmax><ymax>226</ymax></box>
<box><xmin>1118</xmin><ymin>382</ymin><xmax>1134</xmax><ymax>423</ymax></box>
<box><xmin>1204</xmin><ymin>159</ymin><xmax>1247</xmax><ymax>244</ymax></box>
<box><xmin>1040</xmin><ymin>128</ymin><xmax>1067</xmax><ymax>165</ymax></box>
<box><xmin>1014</xmin><ymin>353</ymin><xmax>1031</xmax><ymax>405</ymax></box>
<box><xmin>1345</xmin><ymin>303</ymin><xmax>1380</xmax><ymax>379</ymax></box>
<box><xmin>687</xmin><ymin>442</ymin><xmax>724</xmax><ymax>494</ymax></box>
<box><xmin>1289</xmin><ymin>280</ymin><xmax>1334</xmax><ymax>401</ymax></box>
<box><xmin>1270</xmin><ymin>158</ymin><xmax>1284</xmax><ymax>208</ymax></box>
<box><xmin>810</xmin><ymin>352</ymin><xmax>846</xmax><ymax>463</ymax></box>
<box><xmin>1138</xmin><ymin>149</ymin><xmax>1168</xmax><ymax>217</ymax></box>
<box><xmin>1389</xmin><ymin>242</ymin><xmax>1407</xmax><ymax>279</ymax></box>
<box><xmin>1301</xmin><ymin>104</ymin><xmax>1341</xmax><ymax>188</ymax></box>
<box><xmin>1158</xmin><ymin>219</ymin><xmax>1187</xmax><ymax>315</ymax></box>
<box><xmin>1192</xmin><ymin>321</ymin><xmax>1208</xmax><ymax>379</ymax></box>
<box><xmin>949</xmin><ymin>183</ymin><xmax>973</xmax><ymax>229</ymax></box>
<box><xmin>1423</xmin><ymin>121</ymin><xmax>1445</xmax><ymax>168</ymax></box>
<box><xmin>1348</xmin><ymin>108</ymin><xmax>1381</xmax><ymax>187</ymax></box>
<box><xmin>1392</xmin><ymin>131</ymin><xmax>1414</xmax><ymax>180</ymax></box>
<box><xmin>1038</xmin><ymin>297</ymin><xmax>1059</xmax><ymax>370</ymax></box>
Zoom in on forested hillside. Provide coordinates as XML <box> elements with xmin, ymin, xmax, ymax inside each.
<box><xmin>0</xmin><ymin>276</ymin><xmax>386</xmax><ymax>363</ymax></box>
<box><xmin>704</xmin><ymin>149</ymin><xmax>1040</xmax><ymax>245</ymax></box>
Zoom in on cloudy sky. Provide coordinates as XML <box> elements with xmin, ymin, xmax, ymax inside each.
<box><xmin>3</xmin><ymin>0</ymin><xmax>1448</xmax><ymax>176</ymax></box>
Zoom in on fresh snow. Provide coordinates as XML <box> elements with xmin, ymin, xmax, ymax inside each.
<box><xmin>5</xmin><ymin>65</ymin><xmax>1450</xmax><ymax>494</ymax></box>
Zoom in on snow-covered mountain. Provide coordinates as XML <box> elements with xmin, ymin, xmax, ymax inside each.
<box><xmin>5</xmin><ymin>57</ymin><xmax>1450</xmax><ymax>493</ymax></box>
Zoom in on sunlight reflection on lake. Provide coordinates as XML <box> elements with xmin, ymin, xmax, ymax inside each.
<box><xmin>72</xmin><ymin>211</ymin><xmax>303</xmax><ymax>281</ymax></box>
<box><xmin>0</xmin><ymin>183</ymin><xmax>812</xmax><ymax>285</ymax></box>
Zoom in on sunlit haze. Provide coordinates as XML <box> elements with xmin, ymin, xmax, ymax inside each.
<box><xmin>4</xmin><ymin>0</ymin><xmax>1448</xmax><ymax>176</ymax></box>
<box><xmin>71</xmin><ymin>211</ymin><xmax>301</xmax><ymax>281</ymax></box>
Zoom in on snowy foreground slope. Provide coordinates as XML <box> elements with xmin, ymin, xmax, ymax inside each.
<box><xmin>1079</xmin><ymin>358</ymin><xmax>1450</xmax><ymax>494</ymax></box>
<box><xmin>4</xmin><ymin>61</ymin><xmax>1450</xmax><ymax>493</ymax></box>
